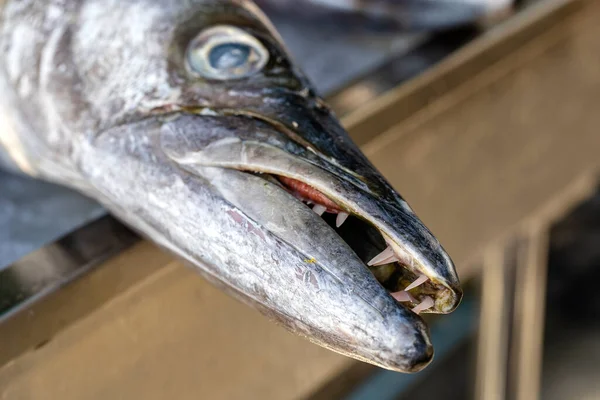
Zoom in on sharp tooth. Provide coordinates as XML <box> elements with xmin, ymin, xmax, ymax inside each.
<box><xmin>412</xmin><ymin>296</ymin><xmax>434</xmax><ymax>314</ymax></box>
<box><xmin>370</xmin><ymin>254</ymin><xmax>399</xmax><ymax>267</ymax></box>
<box><xmin>405</xmin><ymin>274</ymin><xmax>429</xmax><ymax>291</ymax></box>
<box><xmin>312</xmin><ymin>204</ymin><xmax>327</xmax><ymax>216</ymax></box>
<box><xmin>336</xmin><ymin>212</ymin><xmax>349</xmax><ymax>228</ymax></box>
<box><xmin>391</xmin><ymin>291</ymin><xmax>416</xmax><ymax>303</ymax></box>
<box><xmin>367</xmin><ymin>246</ymin><xmax>395</xmax><ymax>266</ymax></box>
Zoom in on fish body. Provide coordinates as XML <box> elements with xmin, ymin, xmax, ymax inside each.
<box><xmin>256</xmin><ymin>0</ymin><xmax>513</xmax><ymax>31</ymax></box>
<box><xmin>0</xmin><ymin>0</ymin><xmax>461</xmax><ymax>372</ymax></box>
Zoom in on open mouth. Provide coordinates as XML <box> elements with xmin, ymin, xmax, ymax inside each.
<box><xmin>159</xmin><ymin>110</ymin><xmax>459</xmax><ymax>315</ymax></box>
<box><xmin>257</xmin><ymin>173</ymin><xmax>443</xmax><ymax>314</ymax></box>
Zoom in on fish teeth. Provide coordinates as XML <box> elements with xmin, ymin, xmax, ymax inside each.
<box><xmin>369</xmin><ymin>254</ymin><xmax>399</xmax><ymax>267</ymax></box>
<box><xmin>404</xmin><ymin>274</ymin><xmax>429</xmax><ymax>291</ymax></box>
<box><xmin>312</xmin><ymin>204</ymin><xmax>327</xmax><ymax>216</ymax></box>
<box><xmin>411</xmin><ymin>296</ymin><xmax>434</xmax><ymax>314</ymax></box>
<box><xmin>367</xmin><ymin>246</ymin><xmax>395</xmax><ymax>266</ymax></box>
<box><xmin>391</xmin><ymin>290</ymin><xmax>416</xmax><ymax>303</ymax></box>
<box><xmin>336</xmin><ymin>212</ymin><xmax>349</xmax><ymax>227</ymax></box>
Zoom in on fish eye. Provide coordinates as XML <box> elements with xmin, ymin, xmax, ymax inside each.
<box><xmin>186</xmin><ymin>25</ymin><xmax>269</xmax><ymax>80</ymax></box>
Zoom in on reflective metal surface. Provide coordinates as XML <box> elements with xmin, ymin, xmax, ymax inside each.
<box><xmin>0</xmin><ymin>170</ymin><xmax>104</xmax><ymax>269</ymax></box>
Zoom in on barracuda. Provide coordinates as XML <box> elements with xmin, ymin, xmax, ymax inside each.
<box><xmin>0</xmin><ymin>0</ymin><xmax>461</xmax><ymax>372</ymax></box>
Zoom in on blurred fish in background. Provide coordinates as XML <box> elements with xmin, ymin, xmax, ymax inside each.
<box><xmin>256</xmin><ymin>0</ymin><xmax>514</xmax><ymax>32</ymax></box>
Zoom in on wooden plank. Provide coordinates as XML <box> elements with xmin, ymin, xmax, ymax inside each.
<box><xmin>0</xmin><ymin>241</ymin><xmax>169</xmax><ymax>365</ymax></box>
<box><xmin>0</xmin><ymin>258</ymin><xmax>349</xmax><ymax>400</ymax></box>
<box><xmin>360</xmin><ymin>0</ymin><xmax>600</xmax><ymax>276</ymax></box>
<box><xmin>340</xmin><ymin>0</ymin><xmax>583</xmax><ymax>146</ymax></box>
<box><xmin>512</xmin><ymin>228</ymin><xmax>549</xmax><ymax>400</ymax></box>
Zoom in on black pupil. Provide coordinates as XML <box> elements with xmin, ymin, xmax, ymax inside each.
<box><xmin>209</xmin><ymin>43</ymin><xmax>251</xmax><ymax>70</ymax></box>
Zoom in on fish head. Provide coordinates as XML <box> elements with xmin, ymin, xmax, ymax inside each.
<box><xmin>75</xmin><ymin>0</ymin><xmax>461</xmax><ymax>372</ymax></box>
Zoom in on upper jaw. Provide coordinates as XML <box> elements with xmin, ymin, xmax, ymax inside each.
<box><xmin>153</xmin><ymin>105</ymin><xmax>462</xmax><ymax>370</ymax></box>
<box><xmin>191</xmin><ymin>165</ymin><xmax>434</xmax><ymax>372</ymax></box>
<box><xmin>85</xmin><ymin>114</ymin><xmax>434</xmax><ymax>372</ymax></box>
<box><xmin>160</xmin><ymin>111</ymin><xmax>462</xmax><ymax>314</ymax></box>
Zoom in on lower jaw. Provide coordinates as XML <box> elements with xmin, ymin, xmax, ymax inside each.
<box><xmin>264</xmin><ymin>173</ymin><xmax>442</xmax><ymax>314</ymax></box>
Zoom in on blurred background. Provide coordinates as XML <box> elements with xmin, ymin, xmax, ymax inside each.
<box><xmin>1</xmin><ymin>0</ymin><xmax>599</xmax><ymax>398</ymax></box>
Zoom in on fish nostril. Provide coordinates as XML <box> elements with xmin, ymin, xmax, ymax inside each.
<box><xmin>408</xmin><ymin>339</ymin><xmax>434</xmax><ymax>373</ymax></box>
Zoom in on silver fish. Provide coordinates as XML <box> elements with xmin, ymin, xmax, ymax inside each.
<box><xmin>0</xmin><ymin>0</ymin><xmax>461</xmax><ymax>372</ymax></box>
<box><xmin>257</xmin><ymin>0</ymin><xmax>513</xmax><ymax>31</ymax></box>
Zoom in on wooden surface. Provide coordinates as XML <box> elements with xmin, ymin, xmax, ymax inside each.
<box><xmin>1</xmin><ymin>0</ymin><xmax>599</xmax><ymax>398</ymax></box>
<box><xmin>0</xmin><ymin>250</ymin><xmax>349</xmax><ymax>400</ymax></box>
<box><xmin>362</xmin><ymin>0</ymin><xmax>599</xmax><ymax>276</ymax></box>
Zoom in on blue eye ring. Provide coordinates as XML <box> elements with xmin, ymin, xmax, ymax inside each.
<box><xmin>186</xmin><ymin>25</ymin><xmax>269</xmax><ymax>80</ymax></box>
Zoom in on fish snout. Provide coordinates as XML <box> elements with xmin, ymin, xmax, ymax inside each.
<box><xmin>182</xmin><ymin>164</ymin><xmax>436</xmax><ymax>373</ymax></box>
<box><xmin>160</xmin><ymin>112</ymin><xmax>462</xmax><ymax>315</ymax></box>
<box><xmin>156</xmin><ymin>102</ymin><xmax>459</xmax><ymax>370</ymax></box>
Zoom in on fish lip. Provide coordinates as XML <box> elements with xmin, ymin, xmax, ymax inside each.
<box><xmin>160</xmin><ymin>110</ymin><xmax>462</xmax><ymax>315</ymax></box>
<box><xmin>162</xmin><ymin>105</ymin><xmax>372</xmax><ymax>192</ymax></box>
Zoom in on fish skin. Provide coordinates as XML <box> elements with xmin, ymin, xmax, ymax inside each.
<box><xmin>0</xmin><ymin>0</ymin><xmax>461</xmax><ymax>372</ymax></box>
<box><xmin>256</xmin><ymin>0</ymin><xmax>514</xmax><ymax>31</ymax></box>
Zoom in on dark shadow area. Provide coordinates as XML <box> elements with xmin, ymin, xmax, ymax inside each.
<box><xmin>398</xmin><ymin>339</ymin><xmax>475</xmax><ymax>400</ymax></box>
<box><xmin>542</xmin><ymin>190</ymin><xmax>600</xmax><ymax>400</ymax></box>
